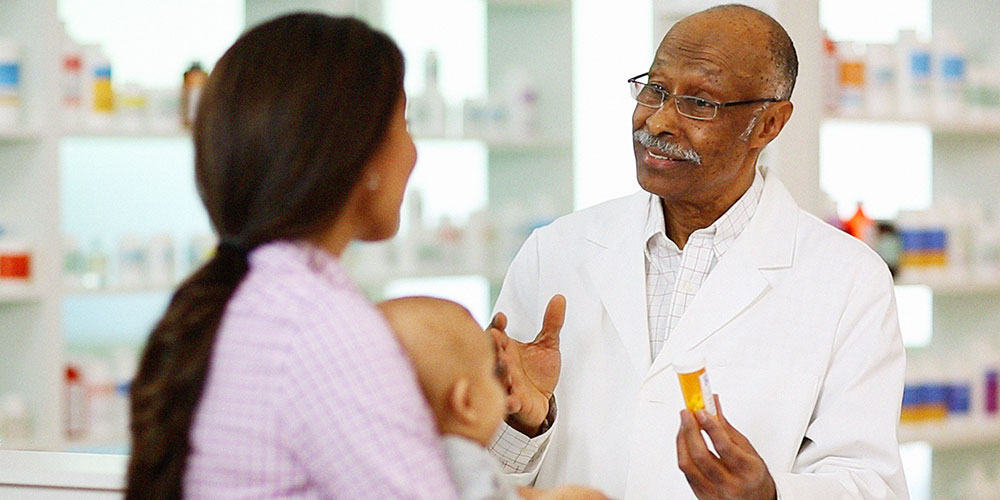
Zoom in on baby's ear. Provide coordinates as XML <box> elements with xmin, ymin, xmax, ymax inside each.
<box><xmin>448</xmin><ymin>377</ymin><xmax>477</xmax><ymax>425</ymax></box>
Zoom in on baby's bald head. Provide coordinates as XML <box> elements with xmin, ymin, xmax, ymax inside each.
<box><xmin>378</xmin><ymin>297</ymin><xmax>507</xmax><ymax>445</ymax></box>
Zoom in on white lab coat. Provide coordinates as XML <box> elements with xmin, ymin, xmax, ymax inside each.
<box><xmin>493</xmin><ymin>169</ymin><xmax>908</xmax><ymax>499</ymax></box>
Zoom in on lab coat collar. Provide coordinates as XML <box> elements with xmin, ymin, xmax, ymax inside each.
<box><xmin>582</xmin><ymin>167</ymin><xmax>799</xmax><ymax>381</ymax></box>
<box><xmin>650</xmin><ymin>166</ymin><xmax>799</xmax><ymax>379</ymax></box>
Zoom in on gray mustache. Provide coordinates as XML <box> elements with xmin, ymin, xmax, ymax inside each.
<box><xmin>633</xmin><ymin>130</ymin><xmax>702</xmax><ymax>164</ymax></box>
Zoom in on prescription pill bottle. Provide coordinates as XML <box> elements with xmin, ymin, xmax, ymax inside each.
<box><xmin>674</xmin><ymin>352</ymin><xmax>717</xmax><ymax>416</ymax></box>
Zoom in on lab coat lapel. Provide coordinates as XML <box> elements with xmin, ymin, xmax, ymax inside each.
<box><xmin>648</xmin><ymin>170</ymin><xmax>798</xmax><ymax>378</ymax></box>
<box><xmin>584</xmin><ymin>192</ymin><xmax>652</xmax><ymax>379</ymax></box>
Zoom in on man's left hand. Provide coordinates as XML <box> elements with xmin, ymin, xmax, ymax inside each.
<box><xmin>676</xmin><ymin>394</ymin><xmax>777</xmax><ymax>500</ymax></box>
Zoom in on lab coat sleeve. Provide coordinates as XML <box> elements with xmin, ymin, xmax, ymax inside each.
<box><xmin>493</xmin><ymin>229</ymin><xmax>542</xmax><ymax>344</ymax></box>
<box><xmin>488</xmin><ymin>230</ymin><xmax>552</xmax><ymax>486</ymax></box>
<box><xmin>772</xmin><ymin>261</ymin><xmax>908</xmax><ymax>499</ymax></box>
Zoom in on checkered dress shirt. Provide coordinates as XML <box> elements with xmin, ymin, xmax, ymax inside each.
<box><xmin>184</xmin><ymin>241</ymin><xmax>459</xmax><ymax>499</ymax></box>
<box><xmin>645</xmin><ymin>168</ymin><xmax>764</xmax><ymax>360</ymax></box>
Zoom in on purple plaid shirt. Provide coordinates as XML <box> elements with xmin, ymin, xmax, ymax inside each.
<box><xmin>184</xmin><ymin>240</ymin><xmax>459</xmax><ymax>499</ymax></box>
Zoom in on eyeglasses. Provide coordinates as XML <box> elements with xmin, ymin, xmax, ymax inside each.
<box><xmin>627</xmin><ymin>72</ymin><xmax>782</xmax><ymax>121</ymax></box>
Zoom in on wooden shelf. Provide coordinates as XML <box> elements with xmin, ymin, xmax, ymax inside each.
<box><xmin>899</xmin><ymin>419</ymin><xmax>1000</xmax><ymax>449</ymax></box>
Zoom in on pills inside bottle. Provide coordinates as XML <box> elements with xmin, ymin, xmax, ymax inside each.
<box><xmin>674</xmin><ymin>352</ymin><xmax>717</xmax><ymax>416</ymax></box>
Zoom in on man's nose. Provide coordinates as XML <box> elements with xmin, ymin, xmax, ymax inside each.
<box><xmin>645</xmin><ymin>98</ymin><xmax>681</xmax><ymax>137</ymax></box>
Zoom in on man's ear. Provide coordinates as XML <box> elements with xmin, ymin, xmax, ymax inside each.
<box><xmin>447</xmin><ymin>378</ymin><xmax>477</xmax><ymax>425</ymax></box>
<box><xmin>749</xmin><ymin>100</ymin><xmax>793</xmax><ymax>149</ymax></box>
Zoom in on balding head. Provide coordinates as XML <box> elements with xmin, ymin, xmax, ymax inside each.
<box><xmin>671</xmin><ymin>3</ymin><xmax>797</xmax><ymax>99</ymax></box>
<box><xmin>378</xmin><ymin>297</ymin><xmax>483</xmax><ymax>404</ymax></box>
<box><xmin>378</xmin><ymin>296</ymin><xmax>507</xmax><ymax>445</ymax></box>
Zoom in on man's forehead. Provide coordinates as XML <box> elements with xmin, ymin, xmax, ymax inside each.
<box><xmin>654</xmin><ymin>19</ymin><xmax>765</xmax><ymax>80</ymax></box>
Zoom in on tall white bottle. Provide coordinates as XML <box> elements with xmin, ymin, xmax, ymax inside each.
<box><xmin>865</xmin><ymin>43</ymin><xmax>896</xmax><ymax>117</ymax></box>
<box><xmin>932</xmin><ymin>29</ymin><xmax>967</xmax><ymax>120</ymax></box>
<box><xmin>408</xmin><ymin>51</ymin><xmax>447</xmax><ymax>137</ymax></box>
<box><xmin>896</xmin><ymin>30</ymin><xmax>932</xmax><ymax>119</ymax></box>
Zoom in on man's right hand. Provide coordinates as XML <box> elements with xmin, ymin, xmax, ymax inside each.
<box><xmin>488</xmin><ymin>294</ymin><xmax>565</xmax><ymax>437</ymax></box>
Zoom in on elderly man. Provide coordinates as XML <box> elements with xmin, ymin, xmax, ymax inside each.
<box><xmin>487</xmin><ymin>4</ymin><xmax>907</xmax><ymax>500</ymax></box>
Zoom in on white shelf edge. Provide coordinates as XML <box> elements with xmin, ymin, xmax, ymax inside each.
<box><xmin>0</xmin><ymin>125</ymin><xmax>43</xmax><ymax>141</ymax></box>
<box><xmin>893</xmin><ymin>275</ymin><xmax>1000</xmax><ymax>294</ymax></box>
<box><xmin>61</xmin><ymin>125</ymin><xmax>191</xmax><ymax>139</ymax></box>
<box><xmin>487</xmin><ymin>0</ymin><xmax>570</xmax><ymax>8</ymax></box>
<box><xmin>351</xmin><ymin>267</ymin><xmax>507</xmax><ymax>289</ymax></box>
<box><xmin>898</xmin><ymin>419</ymin><xmax>1000</xmax><ymax>449</ymax></box>
<box><xmin>413</xmin><ymin>134</ymin><xmax>571</xmax><ymax>150</ymax></box>
<box><xmin>0</xmin><ymin>284</ymin><xmax>42</xmax><ymax>303</ymax></box>
<box><xmin>825</xmin><ymin>113</ymin><xmax>1000</xmax><ymax>135</ymax></box>
<box><xmin>63</xmin><ymin>284</ymin><xmax>176</xmax><ymax>296</ymax></box>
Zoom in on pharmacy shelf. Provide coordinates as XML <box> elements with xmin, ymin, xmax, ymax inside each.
<box><xmin>62</xmin><ymin>438</ymin><xmax>130</xmax><ymax>456</ymax></box>
<box><xmin>0</xmin><ymin>124</ymin><xmax>42</xmax><ymax>142</ymax></box>
<box><xmin>62</xmin><ymin>124</ymin><xmax>191</xmax><ymax>139</ymax></box>
<box><xmin>63</xmin><ymin>284</ymin><xmax>177</xmax><ymax>296</ymax></box>
<box><xmin>894</xmin><ymin>274</ymin><xmax>1000</xmax><ymax>295</ymax></box>
<box><xmin>825</xmin><ymin>113</ymin><xmax>1000</xmax><ymax>135</ymax></box>
<box><xmin>351</xmin><ymin>265</ymin><xmax>508</xmax><ymax>289</ymax></box>
<box><xmin>0</xmin><ymin>284</ymin><xmax>41</xmax><ymax>303</ymax></box>
<box><xmin>413</xmin><ymin>134</ymin><xmax>572</xmax><ymax>152</ymax></box>
<box><xmin>899</xmin><ymin>419</ymin><xmax>1000</xmax><ymax>449</ymax></box>
<box><xmin>487</xmin><ymin>0</ymin><xmax>569</xmax><ymax>8</ymax></box>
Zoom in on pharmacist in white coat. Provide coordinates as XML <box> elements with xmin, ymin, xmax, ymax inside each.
<box><xmin>487</xmin><ymin>5</ymin><xmax>907</xmax><ymax>500</ymax></box>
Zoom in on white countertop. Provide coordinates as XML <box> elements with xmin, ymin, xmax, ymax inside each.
<box><xmin>0</xmin><ymin>450</ymin><xmax>126</xmax><ymax>496</ymax></box>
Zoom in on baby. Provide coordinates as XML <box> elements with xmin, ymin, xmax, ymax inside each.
<box><xmin>378</xmin><ymin>297</ymin><xmax>609</xmax><ymax>500</ymax></box>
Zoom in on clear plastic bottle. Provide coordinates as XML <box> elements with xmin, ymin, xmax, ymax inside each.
<box><xmin>65</xmin><ymin>364</ymin><xmax>88</xmax><ymax>440</ymax></box>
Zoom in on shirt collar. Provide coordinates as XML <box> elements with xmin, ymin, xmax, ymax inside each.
<box><xmin>644</xmin><ymin>166</ymin><xmax>764</xmax><ymax>260</ymax></box>
<box><xmin>248</xmin><ymin>239</ymin><xmax>355</xmax><ymax>290</ymax></box>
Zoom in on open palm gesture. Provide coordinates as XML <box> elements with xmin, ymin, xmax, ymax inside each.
<box><xmin>488</xmin><ymin>294</ymin><xmax>565</xmax><ymax>436</ymax></box>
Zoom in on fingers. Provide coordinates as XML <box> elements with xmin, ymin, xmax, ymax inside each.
<box><xmin>676</xmin><ymin>410</ymin><xmax>719</xmax><ymax>494</ymax></box>
<box><xmin>507</xmin><ymin>394</ymin><xmax>522</xmax><ymax>414</ymax></box>
<box><xmin>707</xmin><ymin>394</ymin><xmax>754</xmax><ymax>453</ymax></box>
<box><xmin>534</xmin><ymin>294</ymin><xmax>566</xmax><ymax>347</ymax></box>
<box><xmin>489</xmin><ymin>324</ymin><xmax>509</xmax><ymax>350</ymax></box>
<box><xmin>695</xmin><ymin>409</ymin><xmax>745</xmax><ymax>472</ymax></box>
<box><xmin>490</xmin><ymin>311</ymin><xmax>508</xmax><ymax>331</ymax></box>
<box><xmin>678</xmin><ymin>399</ymin><xmax>776</xmax><ymax>499</ymax></box>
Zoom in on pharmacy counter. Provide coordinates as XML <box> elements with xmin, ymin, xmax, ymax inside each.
<box><xmin>0</xmin><ymin>450</ymin><xmax>126</xmax><ymax>499</ymax></box>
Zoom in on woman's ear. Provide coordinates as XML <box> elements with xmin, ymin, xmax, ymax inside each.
<box><xmin>447</xmin><ymin>377</ymin><xmax>477</xmax><ymax>425</ymax></box>
<box><xmin>749</xmin><ymin>100</ymin><xmax>794</xmax><ymax>149</ymax></box>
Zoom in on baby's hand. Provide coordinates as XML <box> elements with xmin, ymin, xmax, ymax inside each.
<box><xmin>518</xmin><ymin>485</ymin><xmax>613</xmax><ymax>500</ymax></box>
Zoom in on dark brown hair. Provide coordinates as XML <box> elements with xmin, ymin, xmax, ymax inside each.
<box><xmin>125</xmin><ymin>13</ymin><xmax>403</xmax><ymax>499</ymax></box>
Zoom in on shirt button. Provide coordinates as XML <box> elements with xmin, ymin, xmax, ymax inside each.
<box><xmin>681</xmin><ymin>281</ymin><xmax>697</xmax><ymax>294</ymax></box>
